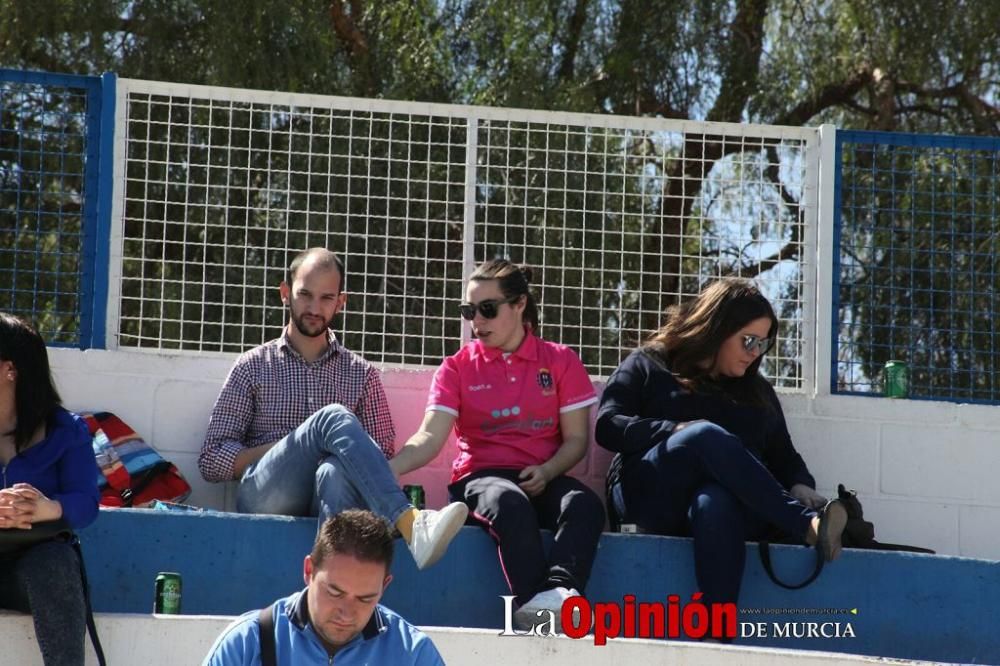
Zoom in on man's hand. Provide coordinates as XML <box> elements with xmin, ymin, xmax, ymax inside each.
<box><xmin>790</xmin><ymin>483</ymin><xmax>827</xmax><ymax>510</ymax></box>
<box><xmin>0</xmin><ymin>483</ymin><xmax>63</xmax><ymax>529</ymax></box>
<box><xmin>232</xmin><ymin>442</ymin><xmax>278</xmax><ymax>480</ymax></box>
<box><xmin>518</xmin><ymin>465</ymin><xmax>551</xmax><ymax>497</ymax></box>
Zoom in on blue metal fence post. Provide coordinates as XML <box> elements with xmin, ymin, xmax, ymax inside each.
<box><xmin>78</xmin><ymin>78</ymin><xmax>100</xmax><ymax>348</ymax></box>
<box><xmin>91</xmin><ymin>72</ymin><xmax>116</xmax><ymax>349</ymax></box>
<box><xmin>78</xmin><ymin>72</ymin><xmax>116</xmax><ymax>349</ymax></box>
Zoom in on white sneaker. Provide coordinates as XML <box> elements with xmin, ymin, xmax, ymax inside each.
<box><xmin>407</xmin><ymin>502</ymin><xmax>469</xmax><ymax>569</ymax></box>
<box><xmin>513</xmin><ymin>586</ymin><xmax>582</xmax><ymax>631</ymax></box>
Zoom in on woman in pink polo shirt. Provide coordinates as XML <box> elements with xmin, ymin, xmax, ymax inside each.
<box><xmin>391</xmin><ymin>259</ymin><xmax>604</xmax><ymax>629</ymax></box>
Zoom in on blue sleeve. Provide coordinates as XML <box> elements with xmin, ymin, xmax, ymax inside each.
<box><xmin>201</xmin><ymin>615</ymin><xmax>260</xmax><ymax>666</ymax></box>
<box><xmin>53</xmin><ymin>413</ymin><xmax>101</xmax><ymax>529</ymax></box>
<box><xmin>411</xmin><ymin>633</ymin><xmax>446</xmax><ymax>666</ymax></box>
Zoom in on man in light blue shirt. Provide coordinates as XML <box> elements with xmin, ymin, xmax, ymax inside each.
<box><xmin>203</xmin><ymin>510</ymin><xmax>446</xmax><ymax>665</ymax></box>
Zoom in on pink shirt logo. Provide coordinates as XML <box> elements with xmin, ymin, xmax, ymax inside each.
<box><xmin>536</xmin><ymin>368</ymin><xmax>554</xmax><ymax>393</ymax></box>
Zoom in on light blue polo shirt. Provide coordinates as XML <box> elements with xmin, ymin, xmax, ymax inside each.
<box><xmin>202</xmin><ymin>589</ymin><xmax>445</xmax><ymax>665</ymax></box>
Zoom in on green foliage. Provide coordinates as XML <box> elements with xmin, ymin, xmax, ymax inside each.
<box><xmin>3</xmin><ymin>0</ymin><xmax>1000</xmax><ymax>394</ymax></box>
<box><xmin>4</xmin><ymin>1</ymin><xmax>999</xmax><ymax>127</ymax></box>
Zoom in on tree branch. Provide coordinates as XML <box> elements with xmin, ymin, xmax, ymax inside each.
<box><xmin>872</xmin><ymin>67</ymin><xmax>895</xmax><ymax>130</ymax></box>
<box><xmin>329</xmin><ymin>0</ymin><xmax>376</xmax><ymax>96</ymax></box>
<box><xmin>329</xmin><ymin>0</ymin><xmax>369</xmax><ymax>58</ymax></box>
<box><xmin>896</xmin><ymin>103</ymin><xmax>954</xmax><ymax>117</ymax></box>
<box><xmin>842</xmin><ymin>98</ymin><xmax>877</xmax><ymax>116</ymax></box>
<box><xmin>706</xmin><ymin>0</ymin><xmax>769</xmax><ymax>123</ymax></box>
<box><xmin>772</xmin><ymin>65</ymin><xmax>874</xmax><ymax>126</ymax></box>
<box><xmin>614</xmin><ymin>92</ymin><xmax>687</xmax><ymax>119</ymax></box>
<box><xmin>894</xmin><ymin>78</ymin><xmax>1000</xmax><ymax>133</ymax></box>
<box><xmin>954</xmin><ymin>86</ymin><xmax>1000</xmax><ymax>134</ymax></box>
<box><xmin>738</xmin><ymin>237</ymin><xmax>800</xmax><ymax>278</ymax></box>
<box><xmin>737</xmin><ymin>145</ymin><xmax>802</xmax><ymax>278</ymax></box>
<box><xmin>893</xmin><ymin>80</ymin><xmax>963</xmax><ymax>97</ymax></box>
<box><xmin>557</xmin><ymin>0</ymin><xmax>590</xmax><ymax>82</ymax></box>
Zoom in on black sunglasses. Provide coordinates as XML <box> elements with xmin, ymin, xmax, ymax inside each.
<box><xmin>742</xmin><ymin>334</ymin><xmax>774</xmax><ymax>355</ymax></box>
<box><xmin>459</xmin><ymin>296</ymin><xmax>518</xmax><ymax>320</ymax></box>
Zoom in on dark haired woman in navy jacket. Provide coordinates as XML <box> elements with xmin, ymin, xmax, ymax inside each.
<box><xmin>597</xmin><ymin>279</ymin><xmax>846</xmax><ymax>635</ymax></box>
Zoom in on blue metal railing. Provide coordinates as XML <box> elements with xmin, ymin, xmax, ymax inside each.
<box><xmin>5</xmin><ymin>67</ymin><xmax>1000</xmax><ymax>407</ymax></box>
<box><xmin>833</xmin><ymin>129</ymin><xmax>1000</xmax><ymax>403</ymax></box>
<box><xmin>0</xmin><ymin>68</ymin><xmax>114</xmax><ymax>348</ymax></box>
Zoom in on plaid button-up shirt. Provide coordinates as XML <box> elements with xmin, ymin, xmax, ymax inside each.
<box><xmin>198</xmin><ymin>329</ymin><xmax>396</xmax><ymax>482</ymax></box>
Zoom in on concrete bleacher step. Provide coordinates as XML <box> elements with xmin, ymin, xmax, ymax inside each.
<box><xmin>72</xmin><ymin>508</ymin><xmax>1000</xmax><ymax>665</ymax></box>
<box><xmin>0</xmin><ymin>613</ymin><xmax>947</xmax><ymax>666</ymax></box>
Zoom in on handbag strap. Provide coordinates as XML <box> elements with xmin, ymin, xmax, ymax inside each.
<box><xmin>758</xmin><ymin>541</ymin><xmax>824</xmax><ymax>590</ymax></box>
<box><xmin>70</xmin><ymin>536</ymin><xmax>107</xmax><ymax>666</ymax></box>
<box><xmin>258</xmin><ymin>603</ymin><xmax>277</xmax><ymax>666</ymax></box>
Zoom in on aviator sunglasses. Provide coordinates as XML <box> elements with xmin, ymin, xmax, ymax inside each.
<box><xmin>459</xmin><ymin>296</ymin><xmax>519</xmax><ymax>320</ymax></box>
<box><xmin>742</xmin><ymin>334</ymin><xmax>774</xmax><ymax>355</ymax></box>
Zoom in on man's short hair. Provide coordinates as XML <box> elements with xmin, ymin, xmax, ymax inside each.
<box><xmin>311</xmin><ymin>510</ymin><xmax>394</xmax><ymax>572</ymax></box>
<box><xmin>287</xmin><ymin>248</ymin><xmax>345</xmax><ymax>292</ymax></box>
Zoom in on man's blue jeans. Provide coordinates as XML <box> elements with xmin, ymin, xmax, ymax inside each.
<box><xmin>236</xmin><ymin>405</ymin><xmax>410</xmax><ymax>525</ymax></box>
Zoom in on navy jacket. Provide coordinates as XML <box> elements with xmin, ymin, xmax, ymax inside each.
<box><xmin>596</xmin><ymin>349</ymin><xmax>815</xmax><ymax>491</ymax></box>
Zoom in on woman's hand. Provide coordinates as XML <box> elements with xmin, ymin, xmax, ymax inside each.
<box><xmin>518</xmin><ymin>465</ymin><xmax>551</xmax><ymax>497</ymax></box>
<box><xmin>0</xmin><ymin>483</ymin><xmax>63</xmax><ymax>529</ymax></box>
<box><xmin>790</xmin><ymin>483</ymin><xmax>827</xmax><ymax>510</ymax></box>
<box><xmin>672</xmin><ymin>419</ymin><xmax>710</xmax><ymax>433</ymax></box>
<box><xmin>390</xmin><ymin>411</ymin><xmax>456</xmax><ymax>479</ymax></box>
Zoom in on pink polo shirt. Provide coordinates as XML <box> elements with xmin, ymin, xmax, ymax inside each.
<box><xmin>427</xmin><ymin>331</ymin><xmax>598</xmax><ymax>482</ymax></box>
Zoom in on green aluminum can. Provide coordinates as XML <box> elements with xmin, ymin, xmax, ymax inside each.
<box><xmin>403</xmin><ymin>484</ymin><xmax>426</xmax><ymax>510</ymax></box>
<box><xmin>154</xmin><ymin>572</ymin><xmax>182</xmax><ymax>614</ymax></box>
<box><xmin>884</xmin><ymin>360</ymin><xmax>909</xmax><ymax>398</ymax></box>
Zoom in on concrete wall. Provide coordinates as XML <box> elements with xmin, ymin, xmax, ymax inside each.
<box><xmin>49</xmin><ymin>346</ymin><xmax>1000</xmax><ymax>559</ymax></box>
<box><xmin>0</xmin><ymin>614</ymin><xmax>911</xmax><ymax>666</ymax></box>
<box><xmin>75</xmin><ymin>510</ymin><xmax>1000</xmax><ymax>664</ymax></box>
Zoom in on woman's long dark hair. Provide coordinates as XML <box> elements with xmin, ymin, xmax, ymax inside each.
<box><xmin>643</xmin><ymin>277</ymin><xmax>778</xmax><ymax>403</ymax></box>
<box><xmin>0</xmin><ymin>313</ymin><xmax>62</xmax><ymax>451</ymax></box>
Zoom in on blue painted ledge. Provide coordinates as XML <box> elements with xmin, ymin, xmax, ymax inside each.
<box><xmin>79</xmin><ymin>509</ymin><xmax>999</xmax><ymax>664</ymax></box>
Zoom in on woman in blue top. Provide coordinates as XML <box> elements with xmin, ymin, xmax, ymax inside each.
<box><xmin>0</xmin><ymin>313</ymin><xmax>101</xmax><ymax>665</ymax></box>
<box><xmin>596</xmin><ymin>278</ymin><xmax>847</xmax><ymax>631</ymax></box>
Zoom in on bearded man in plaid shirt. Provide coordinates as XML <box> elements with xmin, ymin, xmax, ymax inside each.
<box><xmin>199</xmin><ymin>248</ymin><xmax>467</xmax><ymax>570</ymax></box>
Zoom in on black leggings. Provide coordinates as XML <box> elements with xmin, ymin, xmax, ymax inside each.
<box><xmin>0</xmin><ymin>540</ymin><xmax>86</xmax><ymax>666</ymax></box>
<box><xmin>450</xmin><ymin>468</ymin><xmax>604</xmax><ymax>605</ymax></box>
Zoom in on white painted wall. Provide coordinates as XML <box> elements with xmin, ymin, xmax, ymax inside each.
<box><xmin>0</xmin><ymin>612</ymin><xmax>922</xmax><ymax>666</ymax></box>
<box><xmin>48</xmin><ymin>347</ymin><xmax>1000</xmax><ymax>560</ymax></box>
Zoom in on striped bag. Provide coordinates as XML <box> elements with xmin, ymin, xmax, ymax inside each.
<box><xmin>83</xmin><ymin>411</ymin><xmax>192</xmax><ymax>508</ymax></box>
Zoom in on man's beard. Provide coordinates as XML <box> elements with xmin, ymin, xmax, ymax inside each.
<box><xmin>289</xmin><ymin>306</ymin><xmax>330</xmax><ymax>338</ymax></box>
